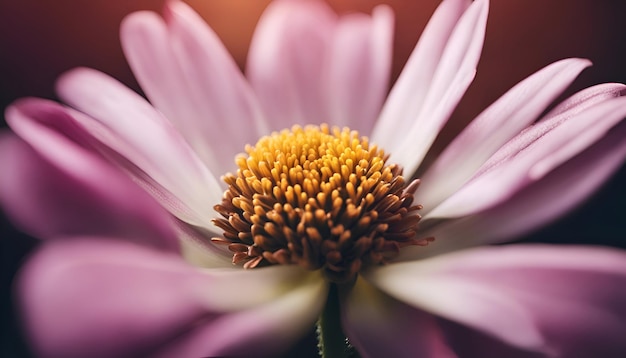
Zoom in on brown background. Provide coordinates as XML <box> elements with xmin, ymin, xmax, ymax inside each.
<box><xmin>2</xmin><ymin>1</ymin><xmax>625</xmax><ymax>356</ymax></box>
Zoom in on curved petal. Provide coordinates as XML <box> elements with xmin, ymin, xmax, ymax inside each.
<box><xmin>247</xmin><ymin>0</ymin><xmax>337</xmax><ymax>129</ymax></box>
<box><xmin>426</xmin><ymin>96</ymin><xmax>626</xmax><ymax>220</ymax></box>
<box><xmin>417</xmin><ymin>59</ymin><xmax>596</xmax><ymax>213</ymax></box>
<box><xmin>121</xmin><ymin>2</ymin><xmax>269</xmax><ymax>175</ymax></box>
<box><xmin>373</xmin><ymin>0</ymin><xmax>488</xmax><ymax>175</ymax></box>
<box><xmin>0</xmin><ymin>133</ymin><xmax>177</xmax><ymax>251</ymax></box>
<box><xmin>176</xmin><ymin>219</ymin><xmax>235</xmax><ymax>268</ymax></box>
<box><xmin>372</xmin><ymin>0</ymin><xmax>471</xmax><ymax>143</ymax></box>
<box><xmin>54</xmin><ymin>69</ymin><xmax>223</xmax><ymax>228</ymax></box>
<box><xmin>153</xmin><ymin>271</ymin><xmax>327</xmax><ymax>358</ymax></box>
<box><xmin>341</xmin><ymin>277</ymin><xmax>457</xmax><ymax>358</ymax></box>
<box><xmin>18</xmin><ymin>237</ymin><xmax>322</xmax><ymax>358</ymax></box>
<box><xmin>437</xmin><ymin>319</ymin><xmax>550</xmax><ymax>358</ymax></box>
<box><xmin>366</xmin><ymin>245</ymin><xmax>626</xmax><ymax>357</ymax></box>
<box><xmin>402</xmin><ymin>119</ymin><xmax>626</xmax><ymax>260</ymax></box>
<box><xmin>325</xmin><ymin>5</ymin><xmax>394</xmax><ymax>134</ymax></box>
<box><xmin>543</xmin><ymin>82</ymin><xmax>626</xmax><ymax>118</ymax></box>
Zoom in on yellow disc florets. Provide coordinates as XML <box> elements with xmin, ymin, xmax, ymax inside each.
<box><xmin>212</xmin><ymin>124</ymin><xmax>430</xmax><ymax>282</ymax></box>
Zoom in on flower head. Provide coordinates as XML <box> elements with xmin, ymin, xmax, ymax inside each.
<box><xmin>213</xmin><ymin>124</ymin><xmax>428</xmax><ymax>282</ymax></box>
<box><xmin>2</xmin><ymin>0</ymin><xmax>626</xmax><ymax>357</ymax></box>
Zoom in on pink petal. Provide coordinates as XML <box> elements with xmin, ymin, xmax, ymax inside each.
<box><xmin>418</xmin><ymin>59</ymin><xmax>595</xmax><ymax>213</ymax></box>
<box><xmin>544</xmin><ymin>82</ymin><xmax>626</xmax><ymax>118</ymax></box>
<box><xmin>0</xmin><ymin>133</ymin><xmax>177</xmax><ymax>251</ymax></box>
<box><xmin>437</xmin><ymin>319</ymin><xmax>550</xmax><ymax>358</ymax></box>
<box><xmin>366</xmin><ymin>245</ymin><xmax>626</xmax><ymax>356</ymax></box>
<box><xmin>426</xmin><ymin>96</ymin><xmax>626</xmax><ymax>220</ymax></box>
<box><xmin>120</xmin><ymin>2</ymin><xmax>268</xmax><ymax>175</ymax></box>
<box><xmin>406</xmin><ymin>119</ymin><xmax>626</xmax><ymax>259</ymax></box>
<box><xmin>325</xmin><ymin>5</ymin><xmax>394</xmax><ymax>134</ymax></box>
<box><xmin>54</xmin><ymin>69</ymin><xmax>223</xmax><ymax>228</ymax></box>
<box><xmin>246</xmin><ymin>0</ymin><xmax>337</xmax><ymax>128</ymax></box>
<box><xmin>341</xmin><ymin>278</ymin><xmax>457</xmax><ymax>358</ymax></box>
<box><xmin>372</xmin><ymin>0</ymin><xmax>471</xmax><ymax>142</ymax></box>
<box><xmin>153</xmin><ymin>271</ymin><xmax>327</xmax><ymax>357</ymax></box>
<box><xmin>373</xmin><ymin>0</ymin><xmax>487</xmax><ymax>175</ymax></box>
<box><xmin>18</xmin><ymin>238</ymin><xmax>323</xmax><ymax>358</ymax></box>
<box><xmin>481</xmin><ymin>83</ymin><xmax>625</xmax><ymax>180</ymax></box>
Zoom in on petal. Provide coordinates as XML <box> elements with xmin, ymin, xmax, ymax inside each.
<box><xmin>247</xmin><ymin>0</ymin><xmax>337</xmax><ymax>128</ymax></box>
<box><xmin>437</xmin><ymin>319</ymin><xmax>550</xmax><ymax>358</ymax></box>
<box><xmin>372</xmin><ymin>0</ymin><xmax>487</xmax><ymax>175</ymax></box>
<box><xmin>417</xmin><ymin>59</ymin><xmax>596</xmax><ymax>213</ymax></box>
<box><xmin>405</xmin><ymin>119</ymin><xmax>626</xmax><ymax>259</ymax></box>
<box><xmin>18</xmin><ymin>237</ymin><xmax>323</xmax><ymax>358</ymax></box>
<box><xmin>341</xmin><ymin>278</ymin><xmax>457</xmax><ymax>358</ymax></box>
<box><xmin>325</xmin><ymin>5</ymin><xmax>394</xmax><ymax>134</ymax></box>
<box><xmin>153</xmin><ymin>271</ymin><xmax>327</xmax><ymax>358</ymax></box>
<box><xmin>0</xmin><ymin>133</ymin><xmax>177</xmax><ymax>251</ymax></box>
<box><xmin>372</xmin><ymin>0</ymin><xmax>471</xmax><ymax>141</ymax></box>
<box><xmin>366</xmin><ymin>245</ymin><xmax>626</xmax><ymax>356</ymax></box>
<box><xmin>176</xmin><ymin>218</ymin><xmax>236</xmax><ymax>268</ymax></box>
<box><xmin>54</xmin><ymin>69</ymin><xmax>223</xmax><ymax>228</ymax></box>
<box><xmin>543</xmin><ymin>82</ymin><xmax>626</xmax><ymax>118</ymax></box>
<box><xmin>121</xmin><ymin>2</ymin><xmax>269</xmax><ymax>175</ymax></box>
<box><xmin>426</xmin><ymin>96</ymin><xmax>626</xmax><ymax>220</ymax></box>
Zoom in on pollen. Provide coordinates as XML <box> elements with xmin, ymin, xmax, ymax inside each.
<box><xmin>212</xmin><ymin>124</ymin><xmax>431</xmax><ymax>283</ymax></box>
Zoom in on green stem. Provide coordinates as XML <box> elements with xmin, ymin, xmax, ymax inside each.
<box><xmin>317</xmin><ymin>284</ymin><xmax>356</xmax><ymax>358</ymax></box>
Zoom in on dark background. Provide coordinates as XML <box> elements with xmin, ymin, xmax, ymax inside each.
<box><xmin>2</xmin><ymin>1</ymin><xmax>625</xmax><ymax>356</ymax></box>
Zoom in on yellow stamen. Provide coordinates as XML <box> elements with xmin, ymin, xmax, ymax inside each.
<box><xmin>213</xmin><ymin>124</ymin><xmax>429</xmax><ymax>282</ymax></box>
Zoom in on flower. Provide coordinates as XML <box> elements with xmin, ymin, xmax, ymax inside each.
<box><xmin>2</xmin><ymin>0</ymin><xmax>626</xmax><ymax>357</ymax></box>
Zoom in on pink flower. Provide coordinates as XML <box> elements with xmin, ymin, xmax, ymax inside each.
<box><xmin>2</xmin><ymin>0</ymin><xmax>626</xmax><ymax>357</ymax></box>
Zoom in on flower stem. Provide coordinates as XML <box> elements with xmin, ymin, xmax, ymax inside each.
<box><xmin>317</xmin><ymin>283</ymin><xmax>356</xmax><ymax>358</ymax></box>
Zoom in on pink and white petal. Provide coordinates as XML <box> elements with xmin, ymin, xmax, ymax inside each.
<box><xmin>325</xmin><ymin>5</ymin><xmax>393</xmax><ymax>134</ymax></box>
<box><xmin>417</xmin><ymin>59</ymin><xmax>594</xmax><ymax>212</ymax></box>
<box><xmin>373</xmin><ymin>0</ymin><xmax>488</xmax><ymax>175</ymax></box>
<box><xmin>121</xmin><ymin>10</ymin><xmax>226</xmax><ymax>173</ymax></box>
<box><xmin>157</xmin><ymin>1</ymin><xmax>267</xmax><ymax>174</ymax></box>
<box><xmin>341</xmin><ymin>277</ymin><xmax>457</xmax><ymax>358</ymax></box>
<box><xmin>480</xmin><ymin>83</ymin><xmax>625</xmax><ymax>178</ymax></box>
<box><xmin>18</xmin><ymin>237</ymin><xmax>320</xmax><ymax>358</ymax></box>
<box><xmin>403</xmin><ymin>120</ymin><xmax>626</xmax><ymax>260</ymax></box>
<box><xmin>372</xmin><ymin>0</ymin><xmax>471</xmax><ymax>145</ymax></box>
<box><xmin>176</xmin><ymin>219</ymin><xmax>234</xmax><ymax>268</ymax></box>
<box><xmin>366</xmin><ymin>245</ymin><xmax>626</xmax><ymax>357</ymax></box>
<box><xmin>120</xmin><ymin>11</ymin><xmax>196</xmax><ymax>153</ymax></box>
<box><xmin>0</xmin><ymin>133</ymin><xmax>177</xmax><ymax>251</ymax></box>
<box><xmin>543</xmin><ymin>82</ymin><xmax>626</xmax><ymax>119</ymax></box>
<box><xmin>247</xmin><ymin>0</ymin><xmax>337</xmax><ymax>129</ymax></box>
<box><xmin>54</xmin><ymin>69</ymin><xmax>222</xmax><ymax>228</ymax></box>
<box><xmin>426</xmin><ymin>96</ymin><xmax>626</xmax><ymax>220</ymax></box>
<box><xmin>466</xmin><ymin>122</ymin><xmax>626</xmax><ymax>245</ymax></box>
<box><xmin>153</xmin><ymin>272</ymin><xmax>327</xmax><ymax>358</ymax></box>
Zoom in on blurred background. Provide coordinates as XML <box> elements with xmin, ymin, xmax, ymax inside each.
<box><xmin>1</xmin><ymin>1</ymin><xmax>625</xmax><ymax>356</ymax></box>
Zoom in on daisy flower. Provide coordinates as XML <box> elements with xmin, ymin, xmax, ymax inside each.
<box><xmin>2</xmin><ymin>0</ymin><xmax>626</xmax><ymax>357</ymax></box>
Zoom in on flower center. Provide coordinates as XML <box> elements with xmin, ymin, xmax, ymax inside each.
<box><xmin>212</xmin><ymin>124</ymin><xmax>431</xmax><ymax>282</ymax></box>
